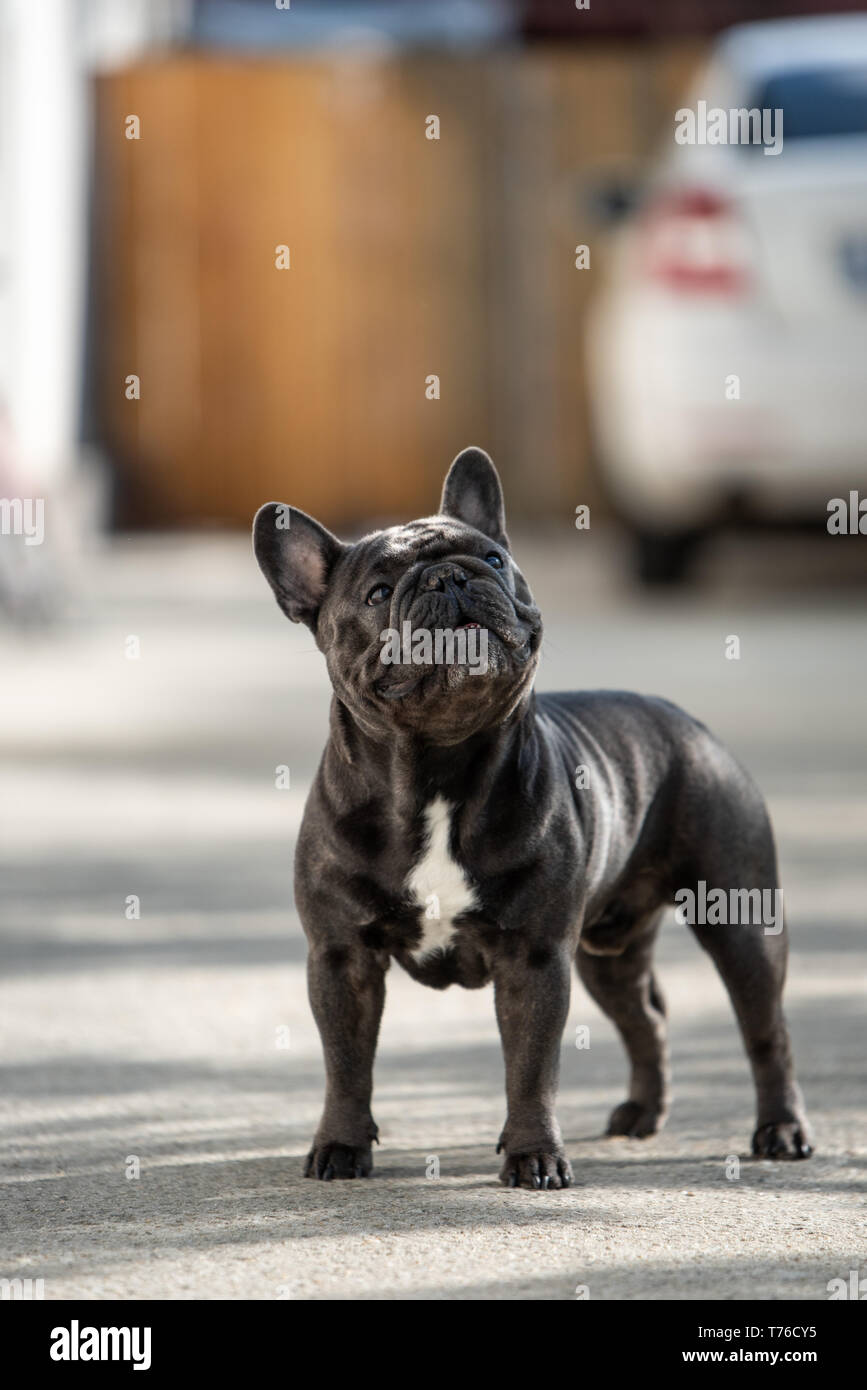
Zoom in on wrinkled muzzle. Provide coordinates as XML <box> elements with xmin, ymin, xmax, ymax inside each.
<box><xmin>371</xmin><ymin>557</ymin><xmax>540</xmax><ymax>702</ymax></box>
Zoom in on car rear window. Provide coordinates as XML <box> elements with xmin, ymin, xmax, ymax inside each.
<box><xmin>749</xmin><ymin>66</ymin><xmax>867</xmax><ymax>142</ymax></box>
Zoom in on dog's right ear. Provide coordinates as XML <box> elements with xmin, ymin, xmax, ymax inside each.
<box><xmin>253</xmin><ymin>503</ymin><xmax>343</xmax><ymax>630</ymax></box>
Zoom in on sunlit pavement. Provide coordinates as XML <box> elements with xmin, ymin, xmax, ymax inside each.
<box><xmin>1</xmin><ymin>529</ymin><xmax>865</xmax><ymax>1300</ymax></box>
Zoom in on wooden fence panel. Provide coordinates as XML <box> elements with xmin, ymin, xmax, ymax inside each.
<box><xmin>91</xmin><ymin>44</ymin><xmax>705</xmax><ymax>529</ymax></box>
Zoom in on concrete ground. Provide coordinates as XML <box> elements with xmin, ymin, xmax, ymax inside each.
<box><xmin>1</xmin><ymin>527</ymin><xmax>865</xmax><ymax>1300</ymax></box>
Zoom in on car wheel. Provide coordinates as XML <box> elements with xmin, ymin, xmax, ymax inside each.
<box><xmin>633</xmin><ymin>528</ymin><xmax>700</xmax><ymax>585</ymax></box>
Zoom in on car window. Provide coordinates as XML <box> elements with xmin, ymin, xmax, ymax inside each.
<box><xmin>746</xmin><ymin>65</ymin><xmax>867</xmax><ymax>144</ymax></box>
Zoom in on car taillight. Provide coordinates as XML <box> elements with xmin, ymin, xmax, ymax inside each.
<box><xmin>640</xmin><ymin>189</ymin><xmax>751</xmax><ymax>294</ymax></box>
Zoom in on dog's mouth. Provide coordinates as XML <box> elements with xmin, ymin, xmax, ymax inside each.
<box><xmin>373</xmin><ymin>620</ymin><xmax>538</xmax><ymax>702</ymax></box>
<box><xmin>368</xmin><ymin>561</ymin><xmax>541</xmax><ymax>705</ymax></box>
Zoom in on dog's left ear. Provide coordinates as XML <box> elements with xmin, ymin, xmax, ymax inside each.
<box><xmin>440</xmin><ymin>446</ymin><xmax>509</xmax><ymax>550</ymax></box>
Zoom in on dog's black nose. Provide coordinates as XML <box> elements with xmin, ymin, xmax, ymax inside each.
<box><xmin>421</xmin><ymin>563</ymin><xmax>467</xmax><ymax>592</ymax></box>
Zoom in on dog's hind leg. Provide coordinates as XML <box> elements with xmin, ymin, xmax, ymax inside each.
<box><xmin>576</xmin><ymin>909</ymin><xmax>670</xmax><ymax>1138</ymax></box>
<box><xmin>686</xmin><ymin>882</ymin><xmax>811</xmax><ymax>1159</ymax></box>
<box><xmin>681</xmin><ymin>776</ymin><xmax>812</xmax><ymax>1159</ymax></box>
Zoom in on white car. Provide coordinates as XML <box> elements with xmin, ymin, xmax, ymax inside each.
<box><xmin>587</xmin><ymin>14</ymin><xmax>867</xmax><ymax>581</ymax></box>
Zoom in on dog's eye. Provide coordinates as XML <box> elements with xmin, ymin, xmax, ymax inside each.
<box><xmin>366</xmin><ymin>583</ymin><xmax>393</xmax><ymax>606</ymax></box>
<box><xmin>485</xmin><ymin>552</ymin><xmax>504</xmax><ymax>569</ymax></box>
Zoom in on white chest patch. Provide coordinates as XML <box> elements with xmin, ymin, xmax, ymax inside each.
<box><xmin>406</xmin><ymin>796</ymin><xmax>478</xmax><ymax>961</ymax></box>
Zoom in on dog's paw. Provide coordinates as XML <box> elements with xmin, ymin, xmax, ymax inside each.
<box><xmin>303</xmin><ymin>1141</ymin><xmax>374</xmax><ymax>1180</ymax></box>
<box><xmin>606</xmin><ymin>1099</ymin><xmax>666</xmax><ymax>1138</ymax></box>
<box><xmin>752</xmin><ymin>1121</ymin><xmax>812</xmax><ymax>1160</ymax></box>
<box><xmin>498</xmin><ymin>1150</ymin><xmax>573</xmax><ymax>1191</ymax></box>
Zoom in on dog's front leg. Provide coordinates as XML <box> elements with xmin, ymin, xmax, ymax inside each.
<box><xmin>494</xmin><ymin>942</ymin><xmax>573</xmax><ymax>1190</ymax></box>
<box><xmin>304</xmin><ymin>943</ymin><xmax>386</xmax><ymax>1179</ymax></box>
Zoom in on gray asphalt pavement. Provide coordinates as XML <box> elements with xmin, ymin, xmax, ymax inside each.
<box><xmin>1</xmin><ymin>528</ymin><xmax>865</xmax><ymax>1299</ymax></box>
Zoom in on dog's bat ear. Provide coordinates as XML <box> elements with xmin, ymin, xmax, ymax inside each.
<box><xmin>440</xmin><ymin>446</ymin><xmax>509</xmax><ymax>549</ymax></box>
<box><xmin>253</xmin><ymin>503</ymin><xmax>343</xmax><ymax>630</ymax></box>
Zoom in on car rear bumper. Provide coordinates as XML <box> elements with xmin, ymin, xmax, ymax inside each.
<box><xmin>589</xmin><ymin>293</ymin><xmax>867</xmax><ymax>526</ymax></box>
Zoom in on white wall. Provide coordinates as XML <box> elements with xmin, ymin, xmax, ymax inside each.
<box><xmin>0</xmin><ymin>0</ymin><xmax>189</xmax><ymax>492</ymax></box>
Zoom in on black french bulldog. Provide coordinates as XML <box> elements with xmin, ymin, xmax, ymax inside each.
<box><xmin>253</xmin><ymin>447</ymin><xmax>811</xmax><ymax>1190</ymax></box>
